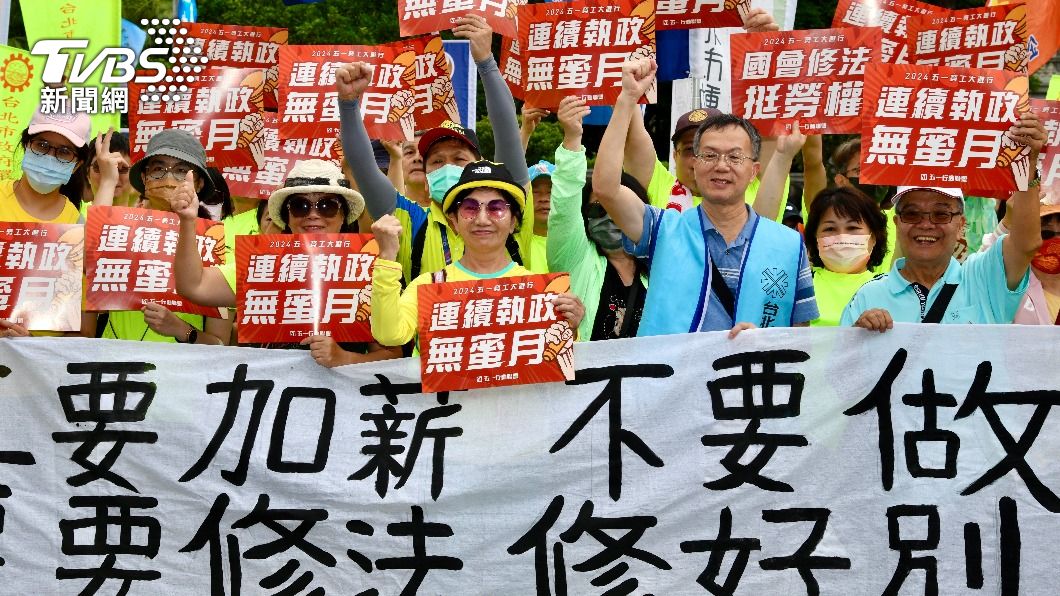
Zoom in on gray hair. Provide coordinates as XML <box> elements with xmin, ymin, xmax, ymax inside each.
<box><xmin>692</xmin><ymin>113</ymin><xmax>762</xmax><ymax>161</ymax></box>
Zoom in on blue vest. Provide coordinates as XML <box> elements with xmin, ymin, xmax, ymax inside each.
<box><xmin>637</xmin><ymin>207</ymin><xmax>804</xmax><ymax>336</ymax></box>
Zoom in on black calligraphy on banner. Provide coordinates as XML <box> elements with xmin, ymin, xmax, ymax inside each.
<box><xmin>702</xmin><ymin>350</ymin><xmax>810</xmax><ymax>492</ymax></box>
<box><xmin>550</xmin><ymin>365</ymin><xmax>674</xmax><ymax>502</ymax></box>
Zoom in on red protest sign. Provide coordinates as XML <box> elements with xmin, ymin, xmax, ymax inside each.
<box><xmin>130</xmin><ymin>68</ymin><xmax>271</xmax><ymax>169</ymax></box>
<box><xmin>85</xmin><ymin>206</ymin><xmax>225</xmax><ymax>317</ymax></box>
<box><xmin>1035</xmin><ymin>99</ymin><xmax>1060</xmax><ymax>200</ymax></box>
<box><xmin>517</xmin><ymin>0</ymin><xmax>657</xmax><ymax>109</ymax></box>
<box><xmin>417</xmin><ymin>273</ymin><xmax>576</xmax><ymax>393</ymax></box>
<box><xmin>184</xmin><ymin>23</ymin><xmax>288</xmax><ymax>69</ymax></box>
<box><xmin>0</xmin><ymin>223</ymin><xmax>82</xmax><ymax>331</ymax></box>
<box><xmin>861</xmin><ymin>63</ymin><xmax>1030</xmax><ymax>192</ymax></box>
<box><xmin>278</xmin><ymin>36</ymin><xmax>459</xmax><ymax>142</ymax></box>
<box><xmin>219</xmin><ymin>112</ymin><xmax>341</xmax><ymax>200</ymax></box>
<box><xmin>235</xmin><ymin>234</ymin><xmax>378</xmax><ymax>344</ymax></box>
<box><xmin>730</xmin><ymin>27</ymin><xmax>880</xmax><ymax>136</ymax></box>
<box><xmin>498</xmin><ymin>36</ymin><xmax>526</xmax><ymax>101</ymax></box>
<box><xmin>832</xmin><ymin>0</ymin><xmax>941</xmax><ymax>64</ymax></box>
<box><xmin>907</xmin><ymin>3</ymin><xmax>1029</xmax><ymax>72</ymax></box>
<box><xmin>656</xmin><ymin>0</ymin><xmax>750</xmax><ymax>30</ymax></box>
<box><xmin>398</xmin><ymin>0</ymin><xmax>524</xmax><ymax>38</ymax></box>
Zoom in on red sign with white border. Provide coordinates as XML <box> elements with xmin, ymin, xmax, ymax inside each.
<box><xmin>860</xmin><ymin>63</ymin><xmax>1030</xmax><ymax>192</ymax></box>
<box><xmin>656</xmin><ymin>0</ymin><xmax>750</xmax><ymax>30</ymax></box>
<box><xmin>730</xmin><ymin>27</ymin><xmax>881</xmax><ymax>136</ymax></box>
<box><xmin>398</xmin><ymin>0</ymin><xmax>524</xmax><ymax>38</ymax></box>
<box><xmin>85</xmin><ymin>206</ymin><xmax>225</xmax><ymax>316</ymax></box>
<box><xmin>832</xmin><ymin>0</ymin><xmax>941</xmax><ymax>64</ymax></box>
<box><xmin>235</xmin><ymin>233</ymin><xmax>378</xmax><ymax>344</ymax></box>
<box><xmin>0</xmin><ymin>223</ymin><xmax>82</xmax><ymax>331</ymax></box>
<box><xmin>907</xmin><ymin>3</ymin><xmax>1029</xmax><ymax>73</ymax></box>
<box><xmin>278</xmin><ymin>36</ymin><xmax>459</xmax><ymax>142</ymax></box>
<box><xmin>516</xmin><ymin>0</ymin><xmax>656</xmax><ymax>109</ymax></box>
<box><xmin>417</xmin><ymin>273</ymin><xmax>575</xmax><ymax>393</ymax></box>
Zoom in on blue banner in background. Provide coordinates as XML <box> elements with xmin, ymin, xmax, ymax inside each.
<box><xmin>442</xmin><ymin>39</ymin><xmax>477</xmax><ymax>129</ymax></box>
<box><xmin>176</xmin><ymin>0</ymin><xmax>197</xmax><ymax>22</ymax></box>
<box><xmin>120</xmin><ymin>18</ymin><xmax>147</xmax><ymax>55</ymax></box>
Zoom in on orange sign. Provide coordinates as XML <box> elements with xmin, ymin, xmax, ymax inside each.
<box><xmin>0</xmin><ymin>223</ymin><xmax>82</xmax><ymax>331</ymax></box>
<box><xmin>85</xmin><ymin>206</ymin><xmax>224</xmax><ymax>316</ymax></box>
<box><xmin>417</xmin><ymin>273</ymin><xmax>575</xmax><ymax>393</ymax></box>
<box><xmin>860</xmin><ymin>63</ymin><xmax>1030</xmax><ymax>192</ymax></box>
<box><xmin>278</xmin><ymin>36</ymin><xmax>459</xmax><ymax>142</ymax></box>
<box><xmin>730</xmin><ymin>27</ymin><xmax>881</xmax><ymax>136</ymax></box>
<box><xmin>235</xmin><ymin>233</ymin><xmax>377</xmax><ymax>344</ymax></box>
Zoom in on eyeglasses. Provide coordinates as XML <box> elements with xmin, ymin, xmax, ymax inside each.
<box><xmin>457</xmin><ymin>197</ymin><xmax>510</xmax><ymax>220</ymax></box>
<box><xmin>28</xmin><ymin>138</ymin><xmax>78</xmax><ymax>164</ymax></box>
<box><xmin>286</xmin><ymin>196</ymin><xmax>343</xmax><ymax>218</ymax></box>
<box><xmin>585</xmin><ymin>203</ymin><xmax>607</xmax><ymax>219</ymax></box>
<box><xmin>694</xmin><ymin>152</ymin><xmax>753</xmax><ymax>168</ymax></box>
<box><xmin>897</xmin><ymin>210</ymin><xmax>962</xmax><ymax>224</ymax></box>
<box><xmin>145</xmin><ymin>162</ymin><xmax>195</xmax><ymax>181</ymax></box>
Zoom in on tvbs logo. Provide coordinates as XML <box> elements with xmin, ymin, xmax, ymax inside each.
<box><xmin>29</xmin><ymin>19</ymin><xmax>206</xmax><ymax>89</ymax></box>
<box><xmin>31</xmin><ymin>39</ymin><xmax>170</xmax><ymax>84</ymax></box>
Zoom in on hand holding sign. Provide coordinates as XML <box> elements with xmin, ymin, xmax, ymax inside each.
<box><xmin>335</xmin><ymin>62</ymin><xmax>374</xmax><ymax>102</ymax></box>
<box><xmin>742</xmin><ymin>7</ymin><xmax>780</xmax><ymax>32</ymax></box>
<box><xmin>168</xmin><ymin>170</ymin><xmax>200</xmax><ymax>223</ymax></box>
<box><xmin>551</xmin><ymin>292</ymin><xmax>586</xmax><ymax>332</ymax></box>
<box><xmin>142</xmin><ymin>302</ymin><xmax>190</xmax><ymax>339</ymax></box>
<box><xmin>620</xmin><ymin>59</ymin><xmax>657</xmax><ymax>102</ymax></box>
<box><xmin>453</xmin><ymin>14</ymin><xmax>493</xmax><ymax>62</ymax></box>
<box><xmin>371</xmin><ymin>214</ymin><xmax>403</xmax><ymax>262</ymax></box>
<box><xmin>1008</xmin><ymin>110</ymin><xmax>1047</xmax><ymax>159</ymax></box>
<box><xmin>300</xmin><ymin>335</ymin><xmax>350</xmax><ymax>368</ymax></box>
<box><xmin>775</xmin><ymin>120</ymin><xmax>807</xmax><ymax>159</ymax></box>
<box><xmin>0</xmin><ymin>318</ymin><xmax>30</xmax><ymax>338</ymax></box>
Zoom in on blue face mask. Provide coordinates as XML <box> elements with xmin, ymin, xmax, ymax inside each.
<box><xmin>426</xmin><ymin>164</ymin><xmax>464</xmax><ymax>204</ymax></box>
<box><xmin>21</xmin><ymin>150</ymin><xmax>77</xmax><ymax>194</ymax></box>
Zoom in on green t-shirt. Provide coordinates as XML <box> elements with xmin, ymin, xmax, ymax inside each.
<box><xmin>809</xmin><ymin>267</ymin><xmax>879</xmax><ymax>327</ymax></box>
<box><xmin>101</xmin><ymin>309</ymin><xmax>205</xmax><ymax>342</ymax></box>
<box><xmin>528</xmin><ymin>233</ymin><xmax>549</xmax><ymax>274</ymax></box>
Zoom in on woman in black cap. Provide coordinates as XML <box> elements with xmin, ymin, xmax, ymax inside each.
<box><xmin>370</xmin><ymin>160</ymin><xmax>585</xmax><ymax>347</ymax></box>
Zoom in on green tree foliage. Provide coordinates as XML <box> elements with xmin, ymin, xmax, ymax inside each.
<box><xmin>198</xmin><ymin>0</ymin><xmax>398</xmax><ymax>45</ymax></box>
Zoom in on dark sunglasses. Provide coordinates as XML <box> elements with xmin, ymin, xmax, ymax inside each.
<box><xmin>585</xmin><ymin>203</ymin><xmax>607</xmax><ymax>219</ymax></box>
<box><xmin>286</xmin><ymin>196</ymin><xmax>343</xmax><ymax>219</ymax></box>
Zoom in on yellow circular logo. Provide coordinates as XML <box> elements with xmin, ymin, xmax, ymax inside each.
<box><xmin>1</xmin><ymin>54</ymin><xmax>33</xmax><ymax>93</ymax></box>
<box><xmin>688</xmin><ymin>109</ymin><xmax>708</xmax><ymax>123</ymax></box>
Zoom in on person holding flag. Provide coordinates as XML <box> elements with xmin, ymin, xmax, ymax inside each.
<box><xmin>336</xmin><ymin>14</ymin><xmax>533</xmax><ymax>283</ymax></box>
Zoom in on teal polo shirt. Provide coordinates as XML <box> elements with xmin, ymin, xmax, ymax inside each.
<box><xmin>840</xmin><ymin>236</ymin><xmax>1029</xmax><ymax>325</ymax></box>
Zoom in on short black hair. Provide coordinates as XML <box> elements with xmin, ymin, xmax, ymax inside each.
<box><xmin>805</xmin><ymin>186</ymin><xmax>889</xmax><ymax>271</ymax></box>
<box><xmin>692</xmin><ymin>114</ymin><xmax>762</xmax><ymax>160</ymax></box>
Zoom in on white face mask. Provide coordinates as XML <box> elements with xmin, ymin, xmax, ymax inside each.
<box><xmin>818</xmin><ymin>233</ymin><xmax>872</xmax><ymax>273</ymax></box>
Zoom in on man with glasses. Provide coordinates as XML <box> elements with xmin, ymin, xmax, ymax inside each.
<box><xmin>842</xmin><ymin>110</ymin><xmax>1045</xmax><ymax>330</ymax></box>
<box><xmin>593</xmin><ymin>59</ymin><xmax>818</xmax><ymax>337</ymax></box>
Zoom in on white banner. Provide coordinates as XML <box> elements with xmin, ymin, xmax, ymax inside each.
<box><xmin>1</xmin><ymin>325</ymin><xmax>1059</xmax><ymax>594</ymax></box>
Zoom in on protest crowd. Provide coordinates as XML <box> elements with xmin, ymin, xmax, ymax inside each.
<box><xmin>3</xmin><ymin>0</ymin><xmax>1060</xmax><ymax>592</ymax></box>
<box><xmin>1</xmin><ymin>1</ymin><xmax>1058</xmax><ymax>363</ymax></box>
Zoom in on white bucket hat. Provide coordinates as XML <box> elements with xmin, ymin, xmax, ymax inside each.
<box><xmin>267</xmin><ymin>159</ymin><xmax>365</xmax><ymax>230</ymax></box>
